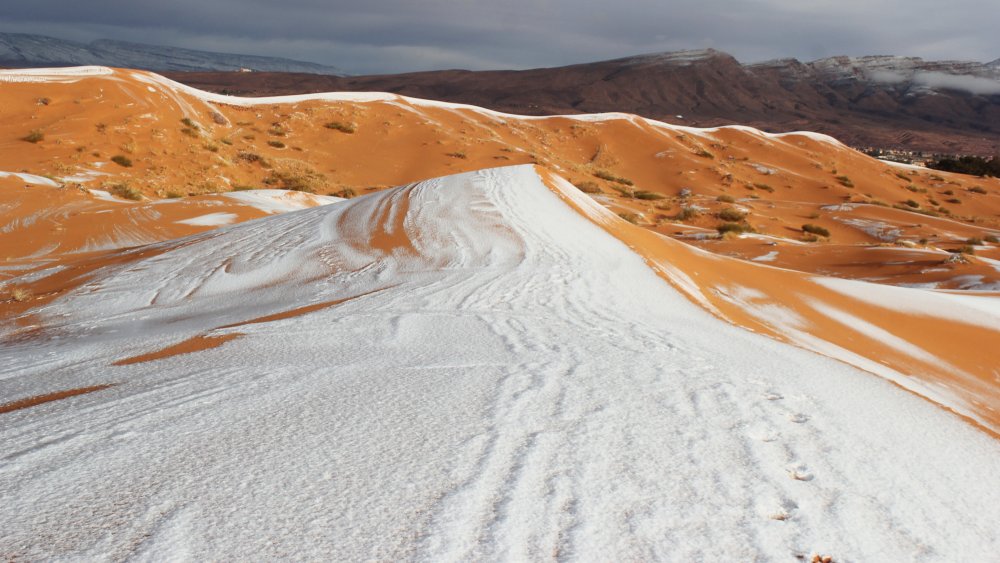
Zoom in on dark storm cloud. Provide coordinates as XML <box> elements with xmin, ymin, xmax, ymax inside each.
<box><xmin>1</xmin><ymin>0</ymin><xmax>996</xmax><ymax>74</ymax></box>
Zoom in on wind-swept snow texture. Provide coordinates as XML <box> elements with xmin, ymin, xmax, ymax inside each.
<box><xmin>1</xmin><ymin>165</ymin><xmax>999</xmax><ymax>560</ymax></box>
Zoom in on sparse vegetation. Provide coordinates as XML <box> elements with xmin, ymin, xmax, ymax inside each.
<box><xmin>331</xmin><ymin>188</ymin><xmax>357</xmax><ymax>198</ymax></box>
<box><xmin>802</xmin><ymin>224</ymin><xmax>830</xmax><ymax>238</ymax></box>
<box><xmin>835</xmin><ymin>175</ymin><xmax>854</xmax><ymax>188</ymax></box>
<box><xmin>110</xmin><ymin>155</ymin><xmax>133</xmax><ymax>167</ymax></box>
<box><xmin>716</xmin><ymin>194</ymin><xmax>735</xmax><ymax>203</ymax></box>
<box><xmin>574</xmin><ymin>181</ymin><xmax>602</xmax><ymax>194</ymax></box>
<box><xmin>108</xmin><ymin>183</ymin><xmax>142</xmax><ymax>200</ymax></box>
<box><xmin>676</xmin><ymin>206</ymin><xmax>701</xmax><ymax>221</ymax></box>
<box><xmin>267</xmin><ymin>140</ymin><xmax>286</xmax><ymax>148</ymax></box>
<box><xmin>618</xmin><ymin>212</ymin><xmax>639</xmax><ymax>224</ymax></box>
<box><xmin>236</xmin><ymin>151</ymin><xmax>270</xmax><ymax>167</ymax></box>
<box><xmin>231</xmin><ymin>185</ymin><xmax>258</xmax><ymax>191</ymax></box>
<box><xmin>695</xmin><ymin>149</ymin><xmax>714</xmax><ymax>159</ymax></box>
<box><xmin>268</xmin><ymin>125</ymin><xmax>287</xmax><ymax>136</ymax></box>
<box><xmin>985</xmin><ymin>235</ymin><xmax>999</xmax><ymax>243</ymax></box>
<box><xmin>634</xmin><ymin>191</ymin><xmax>665</xmax><ymax>200</ymax></box>
<box><xmin>966</xmin><ymin>237</ymin><xmax>983</xmax><ymax>246</ymax></box>
<box><xmin>165</xmin><ymin>191</ymin><xmax>184</xmax><ymax>198</ymax></box>
<box><xmin>9</xmin><ymin>287</ymin><xmax>32</xmax><ymax>302</ymax></box>
<box><xmin>36</xmin><ymin>97</ymin><xmax>51</xmax><ymax>106</ymax></box>
<box><xmin>717</xmin><ymin>222</ymin><xmax>753</xmax><ymax>235</ymax></box>
<box><xmin>593</xmin><ymin>170</ymin><xmax>634</xmax><ymax>186</ymax></box>
<box><xmin>904</xmin><ymin>199</ymin><xmax>920</xmax><ymax>208</ymax></box>
<box><xmin>446</xmin><ymin>151</ymin><xmax>467</xmax><ymax>159</ymax></box>
<box><xmin>753</xmin><ymin>183</ymin><xmax>775</xmax><ymax>193</ymax></box>
<box><xmin>969</xmin><ymin>186</ymin><xmax>988</xmax><ymax>194</ymax></box>
<box><xmin>945</xmin><ymin>197</ymin><xmax>962</xmax><ymax>204</ymax></box>
<box><xmin>22</xmin><ymin>129</ymin><xmax>44</xmax><ymax>143</ymax></box>
<box><xmin>717</xmin><ymin>208</ymin><xmax>747</xmax><ymax>222</ymax></box>
<box><xmin>324</xmin><ymin>121</ymin><xmax>356</xmax><ymax>133</ymax></box>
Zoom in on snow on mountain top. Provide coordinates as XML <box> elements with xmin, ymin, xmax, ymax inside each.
<box><xmin>2</xmin><ymin>165</ymin><xmax>999</xmax><ymax>559</ymax></box>
<box><xmin>620</xmin><ymin>48</ymin><xmax>729</xmax><ymax>66</ymax></box>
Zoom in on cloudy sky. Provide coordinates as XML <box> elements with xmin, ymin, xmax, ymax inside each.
<box><xmin>1</xmin><ymin>0</ymin><xmax>997</xmax><ymax>74</ymax></box>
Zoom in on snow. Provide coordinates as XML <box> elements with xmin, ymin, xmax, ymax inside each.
<box><xmin>0</xmin><ymin>65</ymin><xmax>113</xmax><ymax>83</ymax></box>
<box><xmin>175</xmin><ymin>212</ymin><xmax>238</xmax><ymax>226</ymax></box>
<box><xmin>751</xmin><ymin>250</ymin><xmax>779</xmax><ymax>262</ymax></box>
<box><xmin>220</xmin><ymin>189</ymin><xmax>343</xmax><ymax>214</ymax></box>
<box><xmin>2</xmin><ymin>165</ymin><xmax>999</xmax><ymax>560</ymax></box>
<box><xmin>0</xmin><ymin>170</ymin><xmax>61</xmax><ymax>187</ymax></box>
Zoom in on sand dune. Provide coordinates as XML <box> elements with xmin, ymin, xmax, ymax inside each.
<box><xmin>2</xmin><ymin>66</ymin><xmax>997</xmax><ymax>289</ymax></box>
<box><xmin>2</xmin><ymin>68</ymin><xmax>1000</xmax><ymax>559</ymax></box>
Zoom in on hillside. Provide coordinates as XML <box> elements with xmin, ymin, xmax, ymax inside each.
<box><xmin>166</xmin><ymin>49</ymin><xmax>1000</xmax><ymax>154</ymax></box>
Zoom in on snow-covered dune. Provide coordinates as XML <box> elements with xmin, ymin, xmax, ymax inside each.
<box><xmin>2</xmin><ymin>165</ymin><xmax>998</xmax><ymax>560</ymax></box>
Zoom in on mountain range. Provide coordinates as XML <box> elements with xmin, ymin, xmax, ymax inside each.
<box><xmin>168</xmin><ymin>48</ymin><xmax>1000</xmax><ymax>155</ymax></box>
<box><xmin>0</xmin><ymin>32</ymin><xmax>343</xmax><ymax>74</ymax></box>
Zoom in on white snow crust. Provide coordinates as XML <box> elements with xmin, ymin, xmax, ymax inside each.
<box><xmin>1</xmin><ymin>165</ymin><xmax>998</xmax><ymax>560</ymax></box>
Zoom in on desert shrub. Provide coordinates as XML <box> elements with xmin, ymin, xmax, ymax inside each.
<box><xmin>676</xmin><ymin>206</ymin><xmax>701</xmax><ymax>221</ymax></box>
<box><xmin>802</xmin><ymin>223</ymin><xmax>830</xmax><ymax>237</ymax></box>
<box><xmin>716</xmin><ymin>194</ymin><xmax>735</xmax><ymax>203</ymax></box>
<box><xmin>895</xmin><ymin>172</ymin><xmax>910</xmax><ymax>181</ymax></box>
<box><xmin>108</xmin><ymin>183</ymin><xmax>142</xmax><ymax>200</ymax></box>
<box><xmin>446</xmin><ymin>151</ymin><xmax>467</xmax><ymax>159</ymax></box>
<box><xmin>959</xmin><ymin>245</ymin><xmax>976</xmax><ymax>255</ymax></box>
<box><xmin>904</xmin><ymin>199</ymin><xmax>920</xmax><ymax>208</ymax></box>
<box><xmin>835</xmin><ymin>175</ymin><xmax>854</xmax><ymax>188</ymax></box>
<box><xmin>10</xmin><ymin>287</ymin><xmax>32</xmax><ymax>302</ymax></box>
<box><xmin>325</xmin><ymin>121</ymin><xmax>356</xmax><ymax>133</ymax></box>
<box><xmin>945</xmin><ymin>197</ymin><xmax>962</xmax><ymax>204</ymax></box>
<box><xmin>695</xmin><ymin>149</ymin><xmax>714</xmax><ymax>159</ymax></box>
<box><xmin>203</xmin><ymin>143</ymin><xmax>219</xmax><ymax>152</ymax></box>
<box><xmin>969</xmin><ymin>186</ymin><xmax>988</xmax><ymax>194</ymax></box>
<box><xmin>942</xmin><ymin>189</ymin><xmax>954</xmax><ymax>195</ymax></box>
<box><xmin>618</xmin><ymin>212</ymin><xmax>639</xmax><ymax>224</ymax></box>
<box><xmin>593</xmin><ymin>170</ymin><xmax>634</xmax><ymax>186</ymax></box>
<box><xmin>984</xmin><ymin>235</ymin><xmax>999</xmax><ymax>243</ymax></box>
<box><xmin>231</xmin><ymin>185</ymin><xmax>257</xmax><ymax>191</ymax></box>
<box><xmin>717</xmin><ymin>222</ymin><xmax>753</xmax><ymax>235</ymax></box>
<box><xmin>111</xmin><ymin>155</ymin><xmax>133</xmax><ymax>167</ymax></box>
<box><xmin>267</xmin><ymin>140</ymin><xmax>286</xmax><ymax>148</ymax></box>
<box><xmin>966</xmin><ymin>237</ymin><xmax>983</xmax><ymax>245</ymax></box>
<box><xmin>22</xmin><ymin>129</ymin><xmax>44</xmax><ymax>143</ymax></box>
<box><xmin>236</xmin><ymin>151</ymin><xmax>270</xmax><ymax>167</ymax></box>
<box><xmin>331</xmin><ymin>188</ymin><xmax>357</xmax><ymax>198</ymax></box>
<box><xmin>37</xmin><ymin>97</ymin><xmax>51</xmax><ymax>106</ymax></box>
<box><xmin>635</xmin><ymin>191</ymin><xmax>665</xmax><ymax>200</ymax></box>
<box><xmin>753</xmin><ymin>183</ymin><xmax>775</xmax><ymax>193</ymax></box>
<box><xmin>717</xmin><ymin>207</ymin><xmax>747</xmax><ymax>222</ymax></box>
<box><xmin>574</xmin><ymin>181</ymin><xmax>601</xmax><ymax>194</ymax></box>
<box><xmin>181</xmin><ymin>127</ymin><xmax>199</xmax><ymax>138</ymax></box>
<box><xmin>268</xmin><ymin>125</ymin><xmax>286</xmax><ymax>136</ymax></box>
<box><xmin>181</xmin><ymin>117</ymin><xmax>198</xmax><ymax>129</ymax></box>
<box><xmin>165</xmin><ymin>191</ymin><xmax>184</xmax><ymax>198</ymax></box>
<box><xmin>219</xmin><ymin>138</ymin><xmax>233</xmax><ymax>146</ymax></box>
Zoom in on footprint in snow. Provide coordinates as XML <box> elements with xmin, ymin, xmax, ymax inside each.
<box><xmin>788</xmin><ymin>413</ymin><xmax>810</xmax><ymax>424</ymax></box>
<box><xmin>787</xmin><ymin>463</ymin><xmax>814</xmax><ymax>481</ymax></box>
<box><xmin>763</xmin><ymin>392</ymin><xmax>783</xmax><ymax>401</ymax></box>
